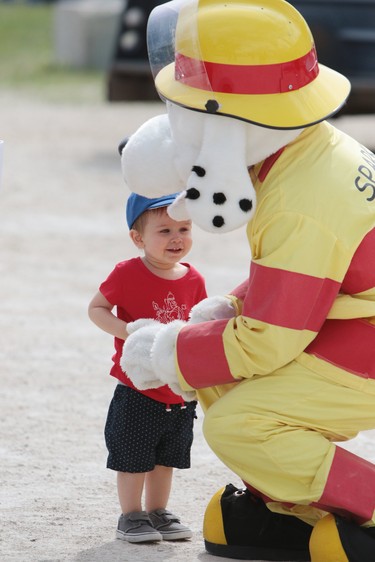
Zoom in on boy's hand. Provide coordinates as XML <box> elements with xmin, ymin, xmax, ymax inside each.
<box><xmin>121</xmin><ymin>319</ymin><xmax>196</xmax><ymax>401</ymax></box>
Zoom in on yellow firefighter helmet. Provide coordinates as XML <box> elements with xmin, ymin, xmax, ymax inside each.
<box><xmin>147</xmin><ymin>0</ymin><xmax>351</xmax><ymax>128</ymax></box>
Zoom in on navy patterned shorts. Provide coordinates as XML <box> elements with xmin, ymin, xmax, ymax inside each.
<box><xmin>104</xmin><ymin>384</ymin><xmax>197</xmax><ymax>473</ymax></box>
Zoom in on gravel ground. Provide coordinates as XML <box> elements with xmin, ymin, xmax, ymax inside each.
<box><xmin>0</xmin><ymin>91</ymin><xmax>374</xmax><ymax>562</ymax></box>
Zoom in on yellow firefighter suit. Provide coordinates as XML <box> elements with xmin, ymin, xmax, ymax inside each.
<box><xmin>175</xmin><ymin>121</ymin><xmax>375</xmax><ymax>527</ymax></box>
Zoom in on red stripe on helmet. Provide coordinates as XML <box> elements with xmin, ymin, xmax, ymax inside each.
<box><xmin>175</xmin><ymin>47</ymin><xmax>319</xmax><ymax>95</ymax></box>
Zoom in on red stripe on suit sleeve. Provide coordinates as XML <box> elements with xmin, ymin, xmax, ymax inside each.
<box><xmin>243</xmin><ymin>262</ymin><xmax>340</xmax><ymax>332</ymax></box>
<box><xmin>176</xmin><ymin>320</ymin><xmax>237</xmax><ymax>389</ymax></box>
<box><xmin>306</xmin><ymin>318</ymin><xmax>375</xmax><ymax>379</ymax></box>
<box><xmin>342</xmin><ymin>227</ymin><xmax>375</xmax><ymax>294</ymax></box>
<box><xmin>230</xmin><ymin>279</ymin><xmax>249</xmax><ymax>300</ymax></box>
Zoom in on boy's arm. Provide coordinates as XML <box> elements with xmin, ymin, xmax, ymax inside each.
<box><xmin>88</xmin><ymin>291</ymin><xmax>128</xmax><ymax>341</ymax></box>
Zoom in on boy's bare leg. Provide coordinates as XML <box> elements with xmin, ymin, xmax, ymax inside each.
<box><xmin>145</xmin><ymin>465</ymin><xmax>173</xmax><ymax>512</ymax></box>
<box><xmin>117</xmin><ymin>471</ymin><xmax>145</xmax><ymax>513</ymax></box>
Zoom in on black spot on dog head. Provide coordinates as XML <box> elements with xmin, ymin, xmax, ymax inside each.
<box><xmin>213</xmin><ymin>192</ymin><xmax>227</xmax><ymax>205</ymax></box>
<box><xmin>213</xmin><ymin>215</ymin><xmax>225</xmax><ymax>228</ymax></box>
<box><xmin>239</xmin><ymin>199</ymin><xmax>253</xmax><ymax>213</ymax></box>
<box><xmin>186</xmin><ymin>187</ymin><xmax>200</xmax><ymax>200</ymax></box>
<box><xmin>205</xmin><ymin>99</ymin><xmax>220</xmax><ymax>114</ymax></box>
<box><xmin>192</xmin><ymin>165</ymin><xmax>206</xmax><ymax>177</ymax></box>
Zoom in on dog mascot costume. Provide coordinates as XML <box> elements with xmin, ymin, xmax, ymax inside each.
<box><xmin>119</xmin><ymin>1</ymin><xmax>375</xmax><ymax>560</ymax></box>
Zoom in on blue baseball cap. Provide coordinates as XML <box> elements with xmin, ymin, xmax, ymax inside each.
<box><xmin>126</xmin><ymin>192</ymin><xmax>180</xmax><ymax>229</ymax></box>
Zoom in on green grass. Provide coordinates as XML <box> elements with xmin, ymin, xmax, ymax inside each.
<box><xmin>0</xmin><ymin>4</ymin><xmax>104</xmax><ymax>103</ymax></box>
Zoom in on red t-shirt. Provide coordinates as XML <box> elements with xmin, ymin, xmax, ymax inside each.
<box><xmin>99</xmin><ymin>257</ymin><xmax>207</xmax><ymax>404</ymax></box>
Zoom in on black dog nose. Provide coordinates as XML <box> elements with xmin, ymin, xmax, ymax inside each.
<box><xmin>118</xmin><ymin>137</ymin><xmax>129</xmax><ymax>156</ymax></box>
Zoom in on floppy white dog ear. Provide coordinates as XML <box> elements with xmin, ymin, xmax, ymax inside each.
<box><xmin>173</xmin><ymin>113</ymin><xmax>257</xmax><ymax>233</ymax></box>
<box><xmin>121</xmin><ymin>113</ymin><xmax>185</xmax><ymax>198</ymax></box>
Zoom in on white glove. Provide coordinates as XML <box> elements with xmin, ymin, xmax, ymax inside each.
<box><xmin>121</xmin><ymin>319</ymin><xmax>196</xmax><ymax>401</ymax></box>
<box><xmin>121</xmin><ymin>319</ymin><xmax>166</xmax><ymax>390</ymax></box>
<box><xmin>151</xmin><ymin>321</ymin><xmax>196</xmax><ymax>401</ymax></box>
<box><xmin>189</xmin><ymin>296</ymin><xmax>236</xmax><ymax>324</ymax></box>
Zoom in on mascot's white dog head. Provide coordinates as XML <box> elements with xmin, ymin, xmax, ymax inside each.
<box><xmin>121</xmin><ymin>0</ymin><xmax>350</xmax><ymax>233</ymax></box>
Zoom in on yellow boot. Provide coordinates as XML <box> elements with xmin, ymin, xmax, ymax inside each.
<box><xmin>309</xmin><ymin>513</ymin><xmax>375</xmax><ymax>562</ymax></box>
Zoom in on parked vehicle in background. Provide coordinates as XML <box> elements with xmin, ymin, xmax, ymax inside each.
<box><xmin>291</xmin><ymin>0</ymin><xmax>375</xmax><ymax>114</ymax></box>
<box><xmin>107</xmin><ymin>0</ymin><xmax>375</xmax><ymax>114</ymax></box>
<box><xmin>107</xmin><ymin>0</ymin><xmax>162</xmax><ymax>101</ymax></box>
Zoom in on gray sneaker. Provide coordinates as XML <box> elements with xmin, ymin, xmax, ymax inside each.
<box><xmin>116</xmin><ymin>511</ymin><xmax>162</xmax><ymax>543</ymax></box>
<box><xmin>148</xmin><ymin>509</ymin><xmax>193</xmax><ymax>540</ymax></box>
